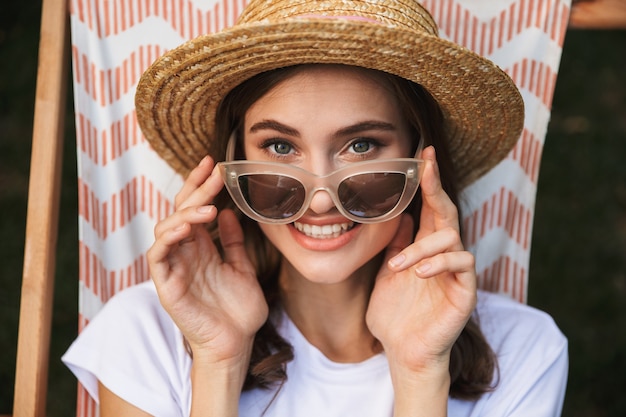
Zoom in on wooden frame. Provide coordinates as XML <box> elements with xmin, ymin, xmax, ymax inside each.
<box><xmin>8</xmin><ymin>0</ymin><xmax>623</xmax><ymax>416</ymax></box>
<box><xmin>570</xmin><ymin>0</ymin><xmax>626</xmax><ymax>28</ymax></box>
<box><xmin>10</xmin><ymin>0</ymin><xmax>69</xmax><ymax>415</ymax></box>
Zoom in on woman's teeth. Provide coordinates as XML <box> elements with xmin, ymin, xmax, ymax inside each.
<box><xmin>294</xmin><ymin>222</ymin><xmax>354</xmax><ymax>239</ymax></box>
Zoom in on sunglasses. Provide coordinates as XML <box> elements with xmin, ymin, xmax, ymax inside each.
<box><xmin>218</xmin><ymin>135</ymin><xmax>424</xmax><ymax>224</ymax></box>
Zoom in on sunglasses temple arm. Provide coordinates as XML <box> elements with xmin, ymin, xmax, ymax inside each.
<box><xmin>225</xmin><ymin>132</ymin><xmax>237</xmax><ymax>161</ymax></box>
<box><xmin>413</xmin><ymin>136</ymin><xmax>426</xmax><ymax>158</ymax></box>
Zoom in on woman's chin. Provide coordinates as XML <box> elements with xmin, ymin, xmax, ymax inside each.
<box><xmin>283</xmin><ymin>253</ymin><xmax>384</xmax><ymax>287</ymax></box>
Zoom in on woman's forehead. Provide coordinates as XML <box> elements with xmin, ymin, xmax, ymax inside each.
<box><xmin>243</xmin><ymin>65</ymin><xmax>409</xmax><ymax>134</ymax></box>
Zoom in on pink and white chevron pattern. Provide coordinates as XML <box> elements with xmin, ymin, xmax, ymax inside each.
<box><xmin>69</xmin><ymin>0</ymin><xmax>571</xmax><ymax>415</ymax></box>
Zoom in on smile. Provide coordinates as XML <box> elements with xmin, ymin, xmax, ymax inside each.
<box><xmin>293</xmin><ymin>221</ymin><xmax>355</xmax><ymax>239</ymax></box>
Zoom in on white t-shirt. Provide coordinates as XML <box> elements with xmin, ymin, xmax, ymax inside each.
<box><xmin>62</xmin><ymin>281</ymin><xmax>568</xmax><ymax>416</ymax></box>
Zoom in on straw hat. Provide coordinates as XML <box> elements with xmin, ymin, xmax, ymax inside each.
<box><xmin>135</xmin><ymin>0</ymin><xmax>524</xmax><ymax>188</ymax></box>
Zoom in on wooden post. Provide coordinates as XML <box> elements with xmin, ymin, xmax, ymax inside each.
<box><xmin>570</xmin><ymin>0</ymin><xmax>626</xmax><ymax>28</ymax></box>
<box><xmin>13</xmin><ymin>0</ymin><xmax>69</xmax><ymax>414</ymax></box>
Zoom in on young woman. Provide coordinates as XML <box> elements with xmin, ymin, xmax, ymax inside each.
<box><xmin>63</xmin><ymin>1</ymin><xmax>568</xmax><ymax>416</ymax></box>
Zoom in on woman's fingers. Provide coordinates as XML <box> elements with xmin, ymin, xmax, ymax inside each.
<box><xmin>388</xmin><ymin>226</ymin><xmax>463</xmax><ymax>272</ymax></box>
<box><xmin>147</xmin><ymin>205</ymin><xmax>218</xmax><ymax>282</ymax></box>
<box><xmin>150</xmin><ymin>154</ymin><xmax>224</xmax><ymax>273</ymax></box>
<box><xmin>174</xmin><ymin>156</ymin><xmax>213</xmax><ymax>207</ymax></box>
<box><xmin>218</xmin><ymin>209</ymin><xmax>255</xmax><ymax>275</ymax></box>
<box><xmin>381</xmin><ymin>214</ymin><xmax>415</xmax><ymax>270</ymax></box>
<box><xmin>385</xmin><ymin>146</ymin><xmax>472</xmax><ymax>282</ymax></box>
<box><xmin>153</xmin><ymin>205</ymin><xmax>216</xmax><ymax>241</ymax></box>
<box><xmin>417</xmin><ymin>146</ymin><xmax>460</xmax><ymax>239</ymax></box>
<box><xmin>413</xmin><ymin>250</ymin><xmax>475</xmax><ymax>281</ymax></box>
<box><xmin>175</xmin><ymin>157</ymin><xmax>225</xmax><ymax>211</ymax></box>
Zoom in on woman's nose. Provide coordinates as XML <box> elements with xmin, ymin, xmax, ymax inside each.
<box><xmin>307</xmin><ymin>188</ymin><xmax>337</xmax><ymax>215</ymax></box>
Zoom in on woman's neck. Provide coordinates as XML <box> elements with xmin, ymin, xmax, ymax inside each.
<box><xmin>278</xmin><ymin>255</ymin><xmax>384</xmax><ymax>363</ymax></box>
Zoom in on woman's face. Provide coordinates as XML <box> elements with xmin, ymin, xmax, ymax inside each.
<box><xmin>242</xmin><ymin>65</ymin><xmax>414</xmax><ymax>284</ymax></box>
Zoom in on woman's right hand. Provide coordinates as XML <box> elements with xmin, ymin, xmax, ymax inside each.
<box><xmin>146</xmin><ymin>156</ymin><xmax>269</xmax><ymax>367</ymax></box>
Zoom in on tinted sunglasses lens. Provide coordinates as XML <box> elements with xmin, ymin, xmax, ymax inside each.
<box><xmin>338</xmin><ymin>172</ymin><xmax>406</xmax><ymax>218</ymax></box>
<box><xmin>238</xmin><ymin>174</ymin><xmax>305</xmax><ymax>219</ymax></box>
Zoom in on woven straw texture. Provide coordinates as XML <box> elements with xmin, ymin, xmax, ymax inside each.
<box><xmin>135</xmin><ymin>0</ymin><xmax>524</xmax><ymax>188</ymax></box>
<box><xmin>69</xmin><ymin>0</ymin><xmax>571</xmax><ymax>415</ymax></box>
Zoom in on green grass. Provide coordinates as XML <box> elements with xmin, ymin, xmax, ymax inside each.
<box><xmin>529</xmin><ymin>29</ymin><xmax>626</xmax><ymax>417</ymax></box>
<box><xmin>1</xmin><ymin>2</ymin><xmax>625</xmax><ymax>416</ymax></box>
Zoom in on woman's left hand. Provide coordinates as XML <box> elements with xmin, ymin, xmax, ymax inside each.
<box><xmin>366</xmin><ymin>146</ymin><xmax>477</xmax><ymax>376</ymax></box>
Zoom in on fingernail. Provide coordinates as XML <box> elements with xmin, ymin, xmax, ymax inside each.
<box><xmin>199</xmin><ymin>155</ymin><xmax>210</xmax><ymax>166</ymax></box>
<box><xmin>197</xmin><ymin>205</ymin><xmax>214</xmax><ymax>214</ymax></box>
<box><xmin>415</xmin><ymin>262</ymin><xmax>431</xmax><ymax>275</ymax></box>
<box><xmin>388</xmin><ymin>253</ymin><xmax>406</xmax><ymax>268</ymax></box>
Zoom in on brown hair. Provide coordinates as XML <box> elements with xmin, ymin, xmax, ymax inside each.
<box><xmin>210</xmin><ymin>64</ymin><xmax>498</xmax><ymax>399</ymax></box>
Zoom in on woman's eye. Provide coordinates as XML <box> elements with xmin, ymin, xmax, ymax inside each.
<box><xmin>350</xmin><ymin>140</ymin><xmax>373</xmax><ymax>154</ymax></box>
<box><xmin>273</xmin><ymin>142</ymin><xmax>292</xmax><ymax>154</ymax></box>
<box><xmin>266</xmin><ymin>141</ymin><xmax>293</xmax><ymax>155</ymax></box>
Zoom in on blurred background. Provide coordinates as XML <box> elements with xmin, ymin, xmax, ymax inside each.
<box><xmin>1</xmin><ymin>1</ymin><xmax>625</xmax><ymax>416</ymax></box>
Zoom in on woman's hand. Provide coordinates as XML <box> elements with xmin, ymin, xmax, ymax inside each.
<box><xmin>146</xmin><ymin>156</ymin><xmax>268</xmax><ymax>366</ymax></box>
<box><xmin>366</xmin><ymin>146</ymin><xmax>477</xmax><ymax>414</ymax></box>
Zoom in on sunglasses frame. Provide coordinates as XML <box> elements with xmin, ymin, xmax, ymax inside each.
<box><xmin>217</xmin><ymin>133</ymin><xmax>425</xmax><ymax>224</ymax></box>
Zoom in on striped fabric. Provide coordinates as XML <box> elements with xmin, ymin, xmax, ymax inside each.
<box><xmin>69</xmin><ymin>0</ymin><xmax>571</xmax><ymax>415</ymax></box>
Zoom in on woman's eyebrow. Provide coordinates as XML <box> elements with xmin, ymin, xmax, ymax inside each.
<box><xmin>249</xmin><ymin>120</ymin><xmax>300</xmax><ymax>137</ymax></box>
<box><xmin>248</xmin><ymin>119</ymin><xmax>396</xmax><ymax>138</ymax></box>
<box><xmin>334</xmin><ymin>121</ymin><xmax>397</xmax><ymax>138</ymax></box>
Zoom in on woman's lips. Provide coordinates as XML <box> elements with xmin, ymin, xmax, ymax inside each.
<box><xmin>288</xmin><ymin>220</ymin><xmax>360</xmax><ymax>251</ymax></box>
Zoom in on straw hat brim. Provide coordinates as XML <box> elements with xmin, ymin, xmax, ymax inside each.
<box><xmin>135</xmin><ymin>19</ymin><xmax>524</xmax><ymax>188</ymax></box>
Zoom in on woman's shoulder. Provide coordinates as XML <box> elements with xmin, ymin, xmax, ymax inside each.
<box><xmin>475</xmin><ymin>290</ymin><xmax>567</xmax><ymax>353</ymax></box>
<box><xmin>95</xmin><ymin>280</ymin><xmax>163</xmax><ymax>319</ymax></box>
<box><xmin>464</xmin><ymin>291</ymin><xmax>568</xmax><ymax>416</ymax></box>
<box><xmin>101</xmin><ymin>279</ymin><xmax>161</xmax><ymax>311</ymax></box>
<box><xmin>73</xmin><ymin>280</ymin><xmax>183</xmax><ymax>358</ymax></box>
<box><xmin>62</xmin><ymin>281</ymin><xmax>192</xmax><ymax>415</ymax></box>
